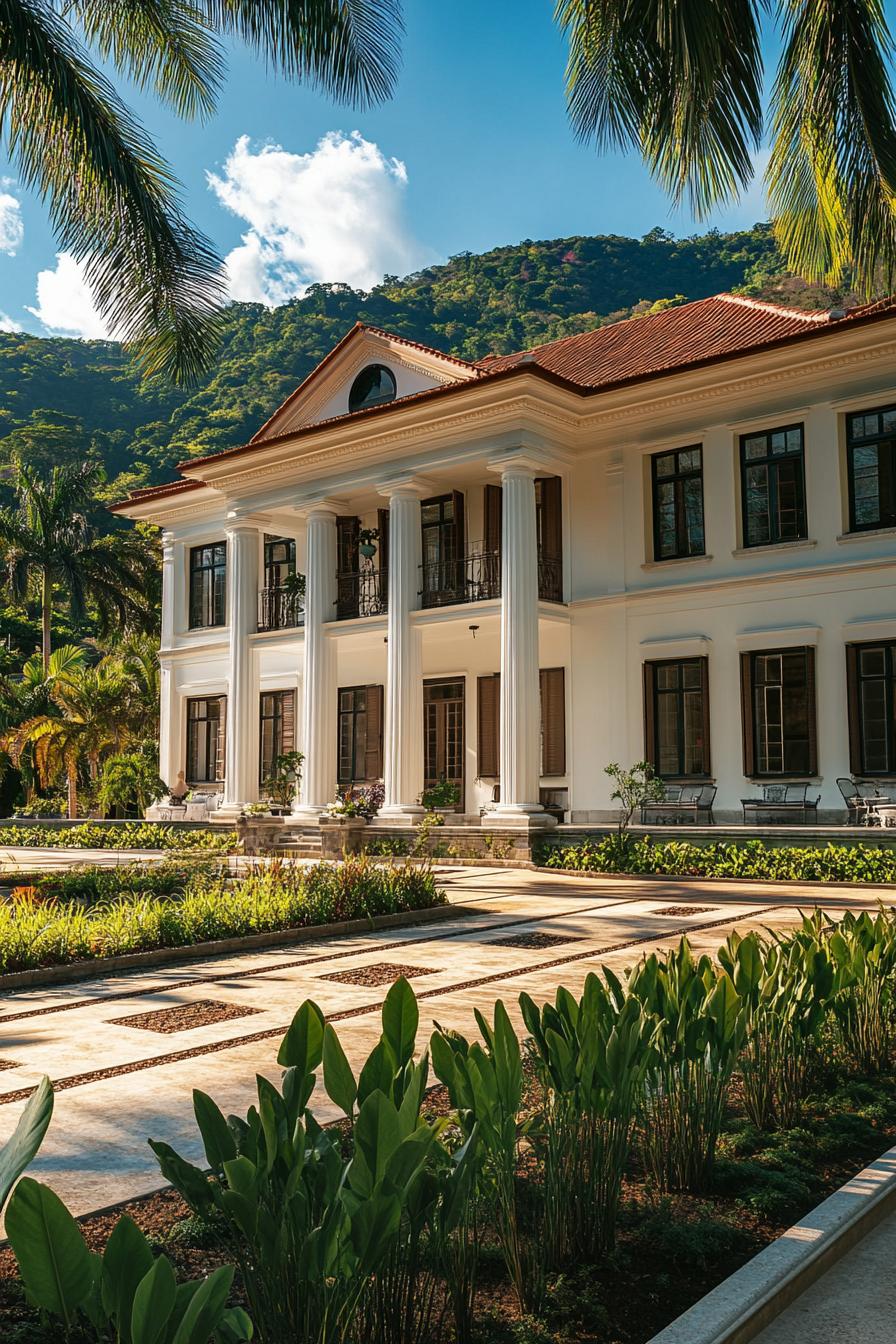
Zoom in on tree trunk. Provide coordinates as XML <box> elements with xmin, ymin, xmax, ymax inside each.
<box><xmin>41</xmin><ymin>568</ymin><xmax>52</xmax><ymax>674</ymax></box>
<box><xmin>66</xmin><ymin>764</ymin><xmax>78</xmax><ymax>821</ymax></box>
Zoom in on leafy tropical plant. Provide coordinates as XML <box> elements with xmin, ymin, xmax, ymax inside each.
<box><xmin>0</xmin><ymin>0</ymin><xmax>402</xmax><ymax>381</ymax></box>
<box><xmin>604</xmin><ymin>760</ymin><xmax>664</xmax><ymax>849</ymax></box>
<box><xmin>0</xmin><ymin>459</ymin><xmax>154</xmax><ymax>669</ymax></box>
<box><xmin>97</xmin><ymin>748</ymin><xmax>167</xmax><ymax>816</ymax></box>
<box><xmin>0</xmin><ymin>1076</ymin><xmax>54</xmax><ymax>1214</ymax></box>
<box><xmin>419</xmin><ymin>777</ymin><xmax>461</xmax><ymax>811</ymax></box>
<box><xmin>261</xmin><ymin>749</ymin><xmax>304</xmax><ymax>810</ymax></box>
<box><xmin>557</xmin><ymin>0</ymin><xmax>896</xmax><ymax>293</ymax></box>
<box><xmin>811</xmin><ymin>908</ymin><xmax>896</xmax><ymax>1073</ymax></box>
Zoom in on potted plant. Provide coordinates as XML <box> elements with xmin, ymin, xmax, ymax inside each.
<box><xmin>261</xmin><ymin>750</ymin><xmax>304</xmax><ymax>813</ymax></box>
<box><xmin>419</xmin><ymin>776</ymin><xmax>461</xmax><ymax>814</ymax></box>
<box><xmin>358</xmin><ymin>527</ymin><xmax>379</xmax><ymax>559</ymax></box>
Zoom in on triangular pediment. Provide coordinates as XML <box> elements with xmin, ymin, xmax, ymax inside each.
<box><xmin>250</xmin><ymin>324</ymin><xmax>479</xmax><ymax>443</ymax></box>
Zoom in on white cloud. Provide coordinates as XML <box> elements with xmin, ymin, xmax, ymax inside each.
<box><xmin>0</xmin><ymin>181</ymin><xmax>23</xmax><ymax>256</ymax></box>
<box><xmin>0</xmin><ymin>312</ymin><xmax>22</xmax><ymax>333</ymax></box>
<box><xmin>208</xmin><ymin>131</ymin><xmax>428</xmax><ymax>304</ymax></box>
<box><xmin>26</xmin><ymin>252</ymin><xmax>111</xmax><ymax>339</ymax></box>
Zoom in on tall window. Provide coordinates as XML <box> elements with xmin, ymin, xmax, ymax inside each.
<box><xmin>259</xmin><ymin>690</ymin><xmax>296</xmax><ymax>784</ymax></box>
<box><xmin>186</xmin><ymin>696</ymin><xmax>226</xmax><ymax>783</ymax></box>
<box><xmin>740</xmin><ymin>425</ymin><xmax>807</xmax><ymax>547</ymax></box>
<box><xmin>476</xmin><ymin>669</ymin><xmax>567</xmax><ymax>779</ymax></box>
<box><xmin>264</xmin><ymin>537</ymin><xmax>295</xmax><ymax>588</ymax></box>
<box><xmin>847</xmin><ymin>642</ymin><xmax>896</xmax><ymax>775</ymax></box>
<box><xmin>644</xmin><ymin>659</ymin><xmax>710</xmax><ymax>778</ymax></box>
<box><xmin>651</xmin><ymin>446</ymin><xmax>705</xmax><ymax>560</ymax></box>
<box><xmin>846</xmin><ymin>405</ymin><xmax>896</xmax><ymax>532</ymax></box>
<box><xmin>337</xmin><ymin>685</ymin><xmax>384</xmax><ymax>785</ymax></box>
<box><xmin>421</xmin><ymin>493</ymin><xmax>464</xmax><ymax>606</ymax></box>
<box><xmin>741</xmin><ymin>648</ymin><xmax>816</xmax><ymax>777</ymax></box>
<box><xmin>189</xmin><ymin>542</ymin><xmax>226</xmax><ymax>628</ymax></box>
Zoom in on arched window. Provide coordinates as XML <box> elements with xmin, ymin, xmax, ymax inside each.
<box><xmin>348</xmin><ymin>364</ymin><xmax>396</xmax><ymax>413</ymax></box>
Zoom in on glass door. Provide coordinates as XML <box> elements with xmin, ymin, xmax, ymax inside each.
<box><xmin>423</xmin><ymin>678</ymin><xmax>465</xmax><ymax>808</ymax></box>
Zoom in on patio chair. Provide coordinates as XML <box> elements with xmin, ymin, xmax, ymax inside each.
<box><xmin>741</xmin><ymin>783</ymin><xmax>820</xmax><ymax>826</ymax></box>
<box><xmin>641</xmin><ymin>783</ymin><xmax>717</xmax><ymax>824</ymax></box>
<box><xmin>837</xmin><ymin>777</ymin><xmax>876</xmax><ymax>826</ymax></box>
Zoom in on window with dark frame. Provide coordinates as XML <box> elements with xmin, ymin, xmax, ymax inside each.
<box><xmin>651</xmin><ymin>446</ymin><xmax>705</xmax><ymax>560</ymax></box>
<box><xmin>337</xmin><ymin>685</ymin><xmax>384</xmax><ymax>785</ymax></box>
<box><xmin>259</xmin><ymin>690</ymin><xmax>296</xmax><ymax>785</ymax></box>
<box><xmin>188</xmin><ymin>542</ymin><xmax>227</xmax><ymax>628</ymax></box>
<box><xmin>644</xmin><ymin>658</ymin><xmax>710</xmax><ymax>778</ymax></box>
<box><xmin>741</xmin><ymin>647</ymin><xmax>816</xmax><ymax>778</ymax></box>
<box><xmin>847</xmin><ymin>642</ymin><xmax>896</xmax><ymax>776</ymax></box>
<box><xmin>740</xmin><ymin>425</ymin><xmax>807</xmax><ymax>548</ymax></box>
<box><xmin>264</xmin><ymin>537</ymin><xmax>295</xmax><ymax>588</ymax></box>
<box><xmin>186</xmin><ymin>696</ymin><xmax>226</xmax><ymax>783</ymax></box>
<box><xmin>846</xmin><ymin>405</ymin><xmax>896</xmax><ymax>532</ymax></box>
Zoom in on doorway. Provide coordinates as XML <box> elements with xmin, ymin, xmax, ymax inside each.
<box><xmin>423</xmin><ymin>678</ymin><xmax>465</xmax><ymax>809</ymax></box>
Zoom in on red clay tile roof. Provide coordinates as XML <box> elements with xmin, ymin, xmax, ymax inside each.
<box><xmin>107</xmin><ymin>478</ymin><xmax>205</xmax><ymax>512</ymax></box>
<box><xmin>480</xmin><ymin>294</ymin><xmax>837</xmax><ymax>388</ymax></box>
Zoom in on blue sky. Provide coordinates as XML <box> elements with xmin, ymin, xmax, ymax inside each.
<box><xmin>0</xmin><ymin>0</ymin><xmax>890</xmax><ymax>338</ymax></box>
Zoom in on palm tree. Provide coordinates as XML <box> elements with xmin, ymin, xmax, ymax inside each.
<box><xmin>556</xmin><ymin>1</ymin><xmax>896</xmax><ymax>293</ymax></box>
<box><xmin>0</xmin><ymin>459</ymin><xmax>156</xmax><ymax>672</ymax></box>
<box><xmin>6</xmin><ymin>658</ymin><xmax>134</xmax><ymax>818</ymax></box>
<box><xmin>0</xmin><ymin>644</ymin><xmax>86</xmax><ymax>803</ymax></box>
<box><xmin>0</xmin><ymin>1</ymin><xmax>402</xmax><ymax>382</ymax></box>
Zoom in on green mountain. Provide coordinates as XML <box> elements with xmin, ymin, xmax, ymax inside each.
<box><xmin>0</xmin><ymin>223</ymin><xmax>851</xmax><ymax>503</ymax></box>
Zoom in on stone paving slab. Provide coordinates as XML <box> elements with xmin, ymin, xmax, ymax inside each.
<box><xmin>0</xmin><ymin>865</ymin><xmax>878</xmax><ymax>1226</ymax></box>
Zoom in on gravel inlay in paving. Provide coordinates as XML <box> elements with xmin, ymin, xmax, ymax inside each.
<box><xmin>492</xmin><ymin>931</ymin><xmax>586</xmax><ymax>950</ymax></box>
<box><xmin>651</xmin><ymin>906</ymin><xmax>717</xmax><ymax>917</ymax></box>
<box><xmin>0</xmin><ymin>1061</ymin><xmax>18</xmax><ymax>1070</ymax></box>
<box><xmin>107</xmin><ymin>999</ymin><xmax>261</xmax><ymax>1034</ymax></box>
<box><xmin>318</xmin><ymin>962</ymin><xmax>439</xmax><ymax>987</ymax></box>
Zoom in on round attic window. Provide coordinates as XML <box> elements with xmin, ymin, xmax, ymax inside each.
<box><xmin>348</xmin><ymin>363</ymin><xmax>396</xmax><ymax>413</ymax></box>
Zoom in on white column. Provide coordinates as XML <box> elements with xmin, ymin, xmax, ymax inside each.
<box><xmin>293</xmin><ymin>504</ymin><xmax>339</xmax><ymax>818</ymax></box>
<box><xmin>158</xmin><ymin>533</ymin><xmax>179</xmax><ymax>791</ymax></box>
<box><xmin>220</xmin><ymin>522</ymin><xmax>259</xmax><ymax>814</ymax></box>
<box><xmin>491</xmin><ymin>460</ymin><xmax>554</xmax><ymax>828</ymax></box>
<box><xmin>379</xmin><ymin>481</ymin><xmax>428</xmax><ymax>817</ymax></box>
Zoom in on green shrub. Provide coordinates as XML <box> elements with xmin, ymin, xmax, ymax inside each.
<box><xmin>0</xmin><ymin>857</ymin><xmax>443</xmax><ymax>972</ymax></box>
<box><xmin>0</xmin><ymin>821</ymin><xmax>240</xmax><ymax>852</ymax></box>
<box><xmin>540</xmin><ymin>836</ymin><xmax>896</xmax><ymax>884</ymax></box>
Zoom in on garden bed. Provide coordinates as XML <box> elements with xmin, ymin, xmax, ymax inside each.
<box><xmin>0</xmin><ymin>821</ymin><xmax>240</xmax><ymax>852</ymax></box>
<box><xmin>2</xmin><ymin>1069</ymin><xmax>895</xmax><ymax>1344</ymax></box>
<box><xmin>0</xmin><ymin>858</ymin><xmax>444</xmax><ymax>975</ymax></box>
<box><xmin>539</xmin><ymin>835</ymin><xmax>896</xmax><ymax>884</ymax></box>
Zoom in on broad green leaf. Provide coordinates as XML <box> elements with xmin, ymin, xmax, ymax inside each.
<box><xmin>0</xmin><ymin>1076</ymin><xmax>53</xmax><ymax>1212</ymax></box>
<box><xmin>277</xmin><ymin>999</ymin><xmax>325</xmax><ymax>1073</ymax></box>
<box><xmin>323</xmin><ymin>1024</ymin><xmax>357</xmax><ymax>1116</ymax></box>
<box><xmin>354</xmin><ymin>1091</ymin><xmax>401</xmax><ymax>1187</ymax></box>
<box><xmin>6</xmin><ymin>1177</ymin><xmax>94</xmax><ymax>1325</ymax></box>
<box><xmin>131</xmin><ymin>1254</ymin><xmax>176</xmax><ymax>1344</ymax></box>
<box><xmin>171</xmin><ymin>1264</ymin><xmax>234</xmax><ymax>1344</ymax></box>
<box><xmin>216</xmin><ymin>1304</ymin><xmax>254</xmax><ymax>1342</ymax></box>
<box><xmin>101</xmin><ymin>1214</ymin><xmax>155</xmax><ymax>1339</ymax></box>
<box><xmin>381</xmin><ymin>977</ymin><xmax>418</xmax><ymax>1067</ymax></box>
<box><xmin>148</xmin><ymin>1141</ymin><xmax>215</xmax><ymax>1214</ymax></box>
<box><xmin>193</xmin><ymin>1090</ymin><xmax>236</xmax><ymax>1170</ymax></box>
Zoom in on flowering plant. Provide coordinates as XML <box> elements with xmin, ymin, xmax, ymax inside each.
<box><xmin>327</xmin><ymin>781</ymin><xmax>384</xmax><ymax>821</ymax></box>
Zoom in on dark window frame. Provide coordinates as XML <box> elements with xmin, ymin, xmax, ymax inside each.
<box><xmin>846</xmin><ymin>405</ymin><xmax>896</xmax><ymax>533</ymax></box>
<box><xmin>186</xmin><ymin>695</ymin><xmax>226</xmax><ymax>784</ymax></box>
<box><xmin>337</xmin><ymin>684</ymin><xmax>383</xmax><ymax>786</ymax></box>
<box><xmin>739</xmin><ymin>424</ymin><xmax>807</xmax><ymax>548</ymax></box>
<box><xmin>348</xmin><ymin>364</ymin><xmax>396</xmax><ymax>413</ymax></box>
<box><xmin>263</xmin><ymin>536</ymin><xmax>295</xmax><ymax>589</ymax></box>
<box><xmin>259</xmin><ymin>689</ymin><xmax>296</xmax><ymax>785</ymax></box>
<box><xmin>740</xmin><ymin>646</ymin><xmax>817</xmax><ymax>779</ymax></box>
<box><xmin>643</xmin><ymin>657</ymin><xmax>711</xmax><ymax>780</ymax></box>
<box><xmin>650</xmin><ymin>445</ymin><xmax>705</xmax><ymax>561</ymax></box>
<box><xmin>847</xmin><ymin>641</ymin><xmax>896</xmax><ymax>777</ymax></box>
<box><xmin>188</xmin><ymin>542</ymin><xmax>227</xmax><ymax>629</ymax></box>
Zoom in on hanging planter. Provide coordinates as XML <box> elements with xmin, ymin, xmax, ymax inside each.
<box><xmin>359</xmin><ymin>527</ymin><xmax>379</xmax><ymax>559</ymax></box>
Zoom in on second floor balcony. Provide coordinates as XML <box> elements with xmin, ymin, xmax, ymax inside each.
<box><xmin>419</xmin><ymin>542</ymin><xmax>563</xmax><ymax>608</ymax></box>
<box><xmin>258</xmin><ymin>585</ymin><xmax>305</xmax><ymax>631</ymax></box>
<box><xmin>336</xmin><ymin>566</ymin><xmax>388</xmax><ymax>620</ymax></box>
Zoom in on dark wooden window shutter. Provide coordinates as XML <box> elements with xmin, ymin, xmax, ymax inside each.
<box><xmin>477</xmin><ymin>674</ymin><xmax>500</xmax><ymax>778</ymax></box>
<box><xmin>451</xmin><ymin>489</ymin><xmax>466</xmax><ymax>557</ymax></box>
<box><xmin>740</xmin><ymin>652</ymin><xmax>755</xmax><ymax>777</ymax></box>
<box><xmin>336</xmin><ymin>516</ymin><xmax>360</xmax><ymax>619</ymax></box>
<box><xmin>377</xmin><ymin>507</ymin><xmax>390</xmax><ymax>579</ymax></box>
<box><xmin>365</xmin><ymin>684</ymin><xmax>384</xmax><ymax>779</ymax></box>
<box><xmin>282</xmin><ymin>689</ymin><xmax>296</xmax><ymax>753</ymax></box>
<box><xmin>699</xmin><ymin>656</ymin><xmax>712</xmax><ymax>777</ymax></box>
<box><xmin>846</xmin><ymin>645</ymin><xmax>862</xmax><ymax>774</ymax></box>
<box><xmin>643</xmin><ymin>662</ymin><xmax>658</xmax><ymax>771</ymax></box>
<box><xmin>484</xmin><ymin>483</ymin><xmax>503</xmax><ymax>552</ymax></box>
<box><xmin>805</xmin><ymin>645</ymin><xmax>818</xmax><ymax>776</ymax></box>
<box><xmin>539</xmin><ymin>667</ymin><xmax>566</xmax><ymax>776</ymax></box>
<box><xmin>538</xmin><ymin>476</ymin><xmax>563</xmax><ymax>558</ymax></box>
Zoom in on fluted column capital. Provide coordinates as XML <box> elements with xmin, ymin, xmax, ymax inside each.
<box><xmin>377</xmin><ymin>474</ymin><xmax>435</xmax><ymax>501</ymax></box>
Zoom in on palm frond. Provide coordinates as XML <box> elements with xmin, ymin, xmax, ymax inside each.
<box><xmin>203</xmin><ymin>0</ymin><xmax>403</xmax><ymax>107</ymax></box>
<box><xmin>557</xmin><ymin>0</ymin><xmax>763</xmax><ymax>215</ymax></box>
<box><xmin>767</xmin><ymin>0</ymin><xmax>896</xmax><ymax>292</ymax></box>
<box><xmin>67</xmin><ymin>0</ymin><xmax>225</xmax><ymax>120</ymax></box>
<box><xmin>0</xmin><ymin>0</ymin><xmax>225</xmax><ymax>382</ymax></box>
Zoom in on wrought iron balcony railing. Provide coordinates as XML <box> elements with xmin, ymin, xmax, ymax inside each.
<box><xmin>335</xmin><ymin>565</ymin><xmax>388</xmax><ymax>620</ymax></box>
<box><xmin>258</xmin><ymin>585</ymin><xmax>305</xmax><ymax>631</ymax></box>
<box><xmin>419</xmin><ymin>544</ymin><xmax>563</xmax><ymax>608</ymax></box>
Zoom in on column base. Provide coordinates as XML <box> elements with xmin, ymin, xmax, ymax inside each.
<box><xmin>214</xmin><ymin>802</ymin><xmax>250</xmax><ymax>823</ymax></box>
<box><xmin>486</xmin><ymin>805</ymin><xmax>557</xmax><ymax>832</ymax></box>
<box><xmin>290</xmin><ymin>804</ymin><xmax>326</xmax><ymax>824</ymax></box>
<box><xmin>377</xmin><ymin>804</ymin><xmax>426</xmax><ymax>824</ymax></box>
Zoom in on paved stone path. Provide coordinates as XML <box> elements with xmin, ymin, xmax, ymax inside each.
<box><xmin>0</xmin><ymin>864</ymin><xmax>888</xmax><ymax>1225</ymax></box>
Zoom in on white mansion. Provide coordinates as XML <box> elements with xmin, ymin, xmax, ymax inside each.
<box><xmin>114</xmin><ymin>293</ymin><xmax>896</xmax><ymax>827</ymax></box>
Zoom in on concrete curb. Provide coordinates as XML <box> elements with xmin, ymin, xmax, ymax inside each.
<box><xmin>536</xmin><ymin>864</ymin><xmax>896</xmax><ymax>896</ymax></box>
<box><xmin>648</xmin><ymin>1144</ymin><xmax>896</xmax><ymax>1344</ymax></box>
<box><xmin>0</xmin><ymin>901</ymin><xmax>467</xmax><ymax>992</ymax></box>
